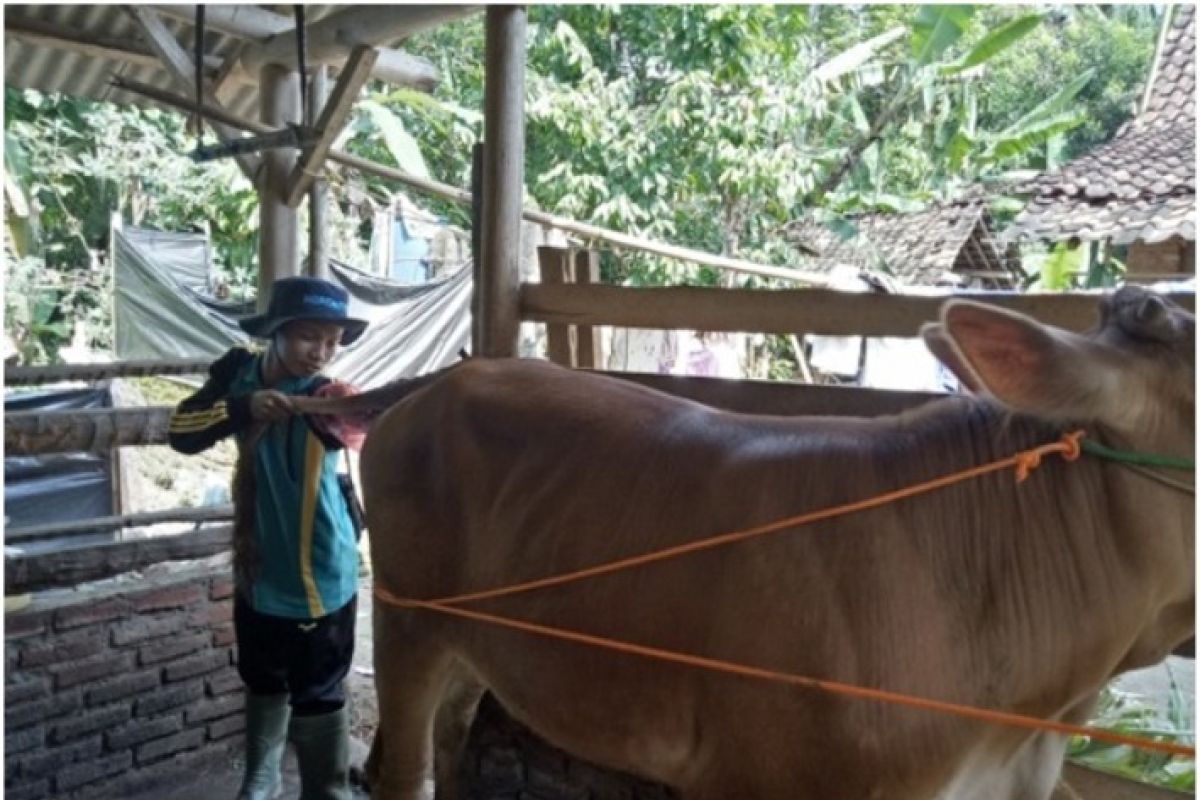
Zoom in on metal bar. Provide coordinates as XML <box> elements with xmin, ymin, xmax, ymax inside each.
<box><xmin>5</xmin><ymin>358</ymin><xmax>212</xmax><ymax>386</ymax></box>
<box><xmin>7</xmin><ymin>506</ymin><xmax>234</xmax><ymax>544</ymax></box>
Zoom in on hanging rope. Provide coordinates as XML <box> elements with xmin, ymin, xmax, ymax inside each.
<box><xmin>193</xmin><ymin>5</ymin><xmax>205</xmax><ymax>145</ymax></box>
<box><xmin>295</xmin><ymin>5</ymin><xmax>309</xmax><ymax>126</ymax></box>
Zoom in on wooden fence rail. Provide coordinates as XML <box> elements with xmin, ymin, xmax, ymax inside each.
<box><xmin>5</xmin><ymin>357</ymin><xmax>211</xmax><ymax>386</ymax></box>
<box><xmin>6</xmin><ymin>407</ymin><xmax>174</xmax><ymax>456</ymax></box>
<box><xmin>6</xmin><ymin>506</ymin><xmax>234</xmax><ymax>544</ymax></box>
<box><xmin>521</xmin><ymin>284</ymin><xmax>1196</xmax><ymax>337</ymax></box>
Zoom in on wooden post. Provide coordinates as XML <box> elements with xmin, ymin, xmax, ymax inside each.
<box><xmin>573</xmin><ymin>248</ymin><xmax>602</xmax><ymax>368</ymax></box>
<box><xmin>478</xmin><ymin>6</ymin><xmax>526</xmax><ymax>358</ymax></box>
<box><xmin>471</xmin><ymin>142</ymin><xmax>484</xmax><ymax>355</ymax></box>
<box><xmin>307</xmin><ymin>66</ymin><xmax>330</xmax><ymax>279</ymax></box>
<box><xmin>537</xmin><ymin>246</ymin><xmax>573</xmax><ymax>367</ymax></box>
<box><xmin>258</xmin><ymin>63</ymin><xmax>301</xmax><ymax>306</ymax></box>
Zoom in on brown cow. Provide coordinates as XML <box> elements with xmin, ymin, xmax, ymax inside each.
<box><xmin>297</xmin><ymin>287</ymin><xmax>1194</xmax><ymax>800</ymax></box>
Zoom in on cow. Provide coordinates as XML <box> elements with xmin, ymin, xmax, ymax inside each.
<box><xmin>294</xmin><ymin>286</ymin><xmax>1193</xmax><ymax>800</ymax></box>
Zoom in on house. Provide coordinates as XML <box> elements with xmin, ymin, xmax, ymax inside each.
<box><xmin>1006</xmin><ymin>5</ymin><xmax>1195</xmax><ymax>282</ymax></box>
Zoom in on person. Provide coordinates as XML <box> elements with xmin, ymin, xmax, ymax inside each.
<box><xmin>168</xmin><ymin>276</ymin><xmax>368</xmax><ymax>800</ymax></box>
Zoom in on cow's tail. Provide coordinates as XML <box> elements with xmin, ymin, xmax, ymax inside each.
<box><xmin>292</xmin><ymin>364</ymin><xmax>459</xmax><ymax>419</ymax></box>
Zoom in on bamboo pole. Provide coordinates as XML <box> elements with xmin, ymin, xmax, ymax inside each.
<box><xmin>258</xmin><ymin>63</ymin><xmax>301</xmax><ymax>300</ymax></box>
<box><xmin>6</xmin><ymin>407</ymin><xmax>174</xmax><ymax>456</ymax></box>
<box><xmin>5</xmin><ymin>358</ymin><xmax>211</xmax><ymax>386</ymax></box>
<box><xmin>110</xmin><ymin>78</ymin><xmax>828</xmax><ymax>287</ymax></box>
<box><xmin>7</xmin><ymin>506</ymin><xmax>234</xmax><ymax>544</ymax></box>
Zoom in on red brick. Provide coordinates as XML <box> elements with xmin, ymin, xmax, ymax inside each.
<box><xmin>6</xmin><ymin>724</ymin><xmax>45</xmax><ymax>754</ymax></box>
<box><xmin>19</xmin><ymin>628</ymin><xmax>106</xmax><ymax>668</ymax></box>
<box><xmin>110</xmin><ymin>613</ymin><xmax>186</xmax><ymax>646</ymax></box>
<box><xmin>210</xmin><ymin>575</ymin><xmax>235</xmax><ymax>600</ymax></box>
<box><xmin>135</xmin><ymin>727</ymin><xmax>205</xmax><ymax>764</ymax></box>
<box><xmin>187</xmin><ymin>599</ymin><xmax>233</xmax><ymax>628</ymax></box>
<box><xmin>208</xmin><ymin>713</ymin><xmax>246</xmax><ymax>740</ymax></box>
<box><xmin>55</xmin><ymin>750</ymin><xmax>132</xmax><ymax>791</ymax></box>
<box><xmin>86</xmin><ymin>668</ymin><xmax>161</xmax><ymax>706</ymax></box>
<box><xmin>138</xmin><ymin>632</ymin><xmax>209</xmax><ymax>665</ymax></box>
<box><xmin>206</xmin><ymin>667</ymin><xmax>242</xmax><ymax>697</ymax></box>
<box><xmin>212</xmin><ymin>623</ymin><xmax>236</xmax><ymax>647</ymax></box>
<box><xmin>5</xmin><ymin>609</ymin><xmax>49</xmax><ymax>640</ymax></box>
<box><xmin>128</xmin><ymin>583</ymin><xmax>206</xmax><ymax>612</ymax></box>
<box><xmin>106</xmin><ymin>713</ymin><xmax>183</xmax><ymax>750</ymax></box>
<box><xmin>134</xmin><ymin>680</ymin><xmax>204</xmax><ymax>717</ymax></box>
<box><xmin>6</xmin><ymin>690</ymin><xmax>82</xmax><ymax>730</ymax></box>
<box><xmin>164</xmin><ymin>651</ymin><xmax>228</xmax><ymax>682</ymax></box>
<box><xmin>49</xmin><ymin>651</ymin><xmax>134</xmax><ymax>690</ymax></box>
<box><xmin>54</xmin><ymin>597</ymin><xmax>131</xmax><ymax>631</ymax></box>
<box><xmin>5</xmin><ymin>676</ymin><xmax>50</xmax><ymax>705</ymax></box>
<box><xmin>14</xmin><ymin>735</ymin><xmax>102</xmax><ymax>780</ymax></box>
<box><xmin>184</xmin><ymin>692</ymin><xmax>245</xmax><ymax>724</ymax></box>
<box><xmin>5</xmin><ymin>778</ymin><xmax>50</xmax><ymax>800</ymax></box>
<box><xmin>51</xmin><ymin>703</ymin><xmax>131</xmax><ymax>743</ymax></box>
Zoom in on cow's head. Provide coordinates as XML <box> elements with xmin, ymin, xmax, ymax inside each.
<box><xmin>921</xmin><ymin>287</ymin><xmax>1194</xmax><ymax>446</ymax></box>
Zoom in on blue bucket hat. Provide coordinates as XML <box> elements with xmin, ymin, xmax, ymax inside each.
<box><xmin>239</xmin><ymin>276</ymin><xmax>368</xmax><ymax>345</ymax></box>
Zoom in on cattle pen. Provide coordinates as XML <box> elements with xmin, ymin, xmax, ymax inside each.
<box><xmin>4</xmin><ymin>5</ymin><xmax>1195</xmax><ymax>800</ymax></box>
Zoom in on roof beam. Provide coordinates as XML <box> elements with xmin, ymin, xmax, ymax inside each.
<box><xmin>122</xmin><ymin>5</ymin><xmax>260</xmax><ymax>181</ymax></box>
<box><xmin>285</xmin><ymin>45</ymin><xmax>379</xmax><ymax>208</ymax></box>
<box><xmin>238</xmin><ymin>5</ymin><xmax>480</xmax><ymax>77</ymax></box>
<box><xmin>150</xmin><ymin>4</ymin><xmax>441</xmax><ymax>91</ymax></box>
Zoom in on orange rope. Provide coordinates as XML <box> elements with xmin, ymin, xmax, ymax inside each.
<box><xmin>377</xmin><ymin>591</ymin><xmax>1195</xmax><ymax>759</ymax></box>
<box><xmin>427</xmin><ymin>430</ymin><xmax>1084</xmax><ymax>607</ymax></box>
<box><xmin>373</xmin><ymin>429</ymin><xmax>1196</xmax><ymax>758</ymax></box>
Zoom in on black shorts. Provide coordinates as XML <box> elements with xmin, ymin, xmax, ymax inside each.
<box><xmin>234</xmin><ymin>594</ymin><xmax>357</xmax><ymax>716</ymax></box>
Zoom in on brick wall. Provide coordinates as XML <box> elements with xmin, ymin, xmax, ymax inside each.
<box><xmin>462</xmin><ymin>695</ymin><xmax>677</xmax><ymax>800</ymax></box>
<box><xmin>5</xmin><ymin>565</ymin><xmax>243</xmax><ymax>800</ymax></box>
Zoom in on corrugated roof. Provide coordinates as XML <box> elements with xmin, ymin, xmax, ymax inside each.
<box><xmin>1008</xmin><ymin>4</ymin><xmax>1196</xmax><ymax>244</ymax></box>
<box><xmin>784</xmin><ymin>198</ymin><xmax>1021</xmax><ymax>287</ymax></box>
<box><xmin>4</xmin><ymin>5</ymin><xmax>379</xmax><ymax>120</ymax></box>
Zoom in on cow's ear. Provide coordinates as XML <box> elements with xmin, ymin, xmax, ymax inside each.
<box><xmin>937</xmin><ymin>300</ymin><xmax>1120</xmax><ymax>420</ymax></box>
<box><xmin>920</xmin><ymin>323</ymin><xmax>984</xmax><ymax>393</ymax></box>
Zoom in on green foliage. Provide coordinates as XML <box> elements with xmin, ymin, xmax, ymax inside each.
<box><xmin>1069</xmin><ymin>674</ymin><xmax>1195</xmax><ymax>792</ymax></box>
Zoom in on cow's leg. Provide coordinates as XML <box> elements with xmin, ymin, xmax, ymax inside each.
<box><xmin>371</xmin><ymin>608</ymin><xmax>455</xmax><ymax>800</ymax></box>
<box><xmin>432</xmin><ymin>672</ymin><xmax>486</xmax><ymax>800</ymax></box>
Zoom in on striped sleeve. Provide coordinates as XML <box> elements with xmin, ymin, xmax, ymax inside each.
<box><xmin>167</xmin><ymin>348</ymin><xmax>255</xmax><ymax>454</ymax></box>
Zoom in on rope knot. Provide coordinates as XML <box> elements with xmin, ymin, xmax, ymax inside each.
<box><xmin>1014</xmin><ymin>451</ymin><xmax>1042</xmax><ymax>483</ymax></box>
<box><xmin>1059</xmin><ymin>430</ymin><xmax>1085</xmax><ymax>462</ymax></box>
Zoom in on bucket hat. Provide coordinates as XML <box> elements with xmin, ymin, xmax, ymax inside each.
<box><xmin>239</xmin><ymin>276</ymin><xmax>368</xmax><ymax>345</ymax></box>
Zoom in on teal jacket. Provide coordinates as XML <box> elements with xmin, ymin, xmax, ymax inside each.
<box><xmin>168</xmin><ymin>348</ymin><xmax>359</xmax><ymax>619</ymax></box>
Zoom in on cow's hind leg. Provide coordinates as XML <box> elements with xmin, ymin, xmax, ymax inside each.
<box><xmin>371</xmin><ymin>607</ymin><xmax>456</xmax><ymax>800</ymax></box>
<box><xmin>432</xmin><ymin>672</ymin><xmax>486</xmax><ymax>800</ymax></box>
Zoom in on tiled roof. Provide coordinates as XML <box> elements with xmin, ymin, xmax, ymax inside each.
<box><xmin>1009</xmin><ymin>5</ymin><xmax>1195</xmax><ymax>244</ymax></box>
<box><xmin>784</xmin><ymin>198</ymin><xmax>1021</xmax><ymax>287</ymax></box>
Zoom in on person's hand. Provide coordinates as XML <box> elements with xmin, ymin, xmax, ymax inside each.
<box><xmin>250</xmin><ymin>390</ymin><xmax>296</xmax><ymax>422</ymax></box>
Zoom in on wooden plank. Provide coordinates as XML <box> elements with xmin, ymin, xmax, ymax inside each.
<box><xmin>478</xmin><ymin>6</ymin><xmax>527</xmax><ymax>358</ymax></box>
<box><xmin>5</xmin><ymin>526</ymin><xmax>232</xmax><ymax>594</ymax></box>
<box><xmin>599</xmin><ymin>371</ymin><xmax>943</xmax><ymax>418</ymax></box>
<box><xmin>5</xmin><ymin>357</ymin><xmax>211</xmax><ymax>386</ymax></box>
<box><xmin>537</xmin><ymin>247</ymin><xmax>574</xmax><ymax>367</ymax></box>
<box><xmin>522</xmin><ymin>284</ymin><xmax>1196</xmax><ymax>337</ymax></box>
<box><xmin>7</xmin><ymin>506</ymin><xmax>234</xmax><ymax>544</ymax></box>
<box><xmin>574</xmin><ymin>249</ymin><xmax>603</xmax><ymax>369</ymax></box>
<box><xmin>1058</xmin><ymin>763</ymin><xmax>1186</xmax><ymax>800</ymax></box>
<box><xmin>6</xmin><ymin>406</ymin><xmax>173</xmax><ymax>455</ymax></box>
<box><xmin>286</xmin><ymin>45</ymin><xmax>379</xmax><ymax>208</ymax></box>
<box><xmin>122</xmin><ymin>5</ymin><xmax>260</xmax><ymax>181</ymax></box>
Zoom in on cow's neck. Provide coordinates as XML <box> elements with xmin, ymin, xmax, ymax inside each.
<box><xmin>883</xmin><ymin>397</ymin><xmax>1191</xmax><ymax>714</ymax></box>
